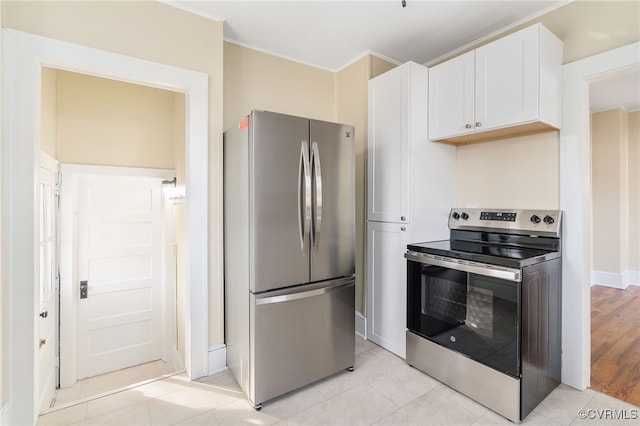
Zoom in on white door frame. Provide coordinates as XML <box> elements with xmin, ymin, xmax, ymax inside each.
<box><xmin>559</xmin><ymin>41</ymin><xmax>640</xmax><ymax>391</ymax></box>
<box><xmin>58</xmin><ymin>164</ymin><xmax>179</xmax><ymax>387</ymax></box>
<box><xmin>38</xmin><ymin>152</ymin><xmax>60</xmax><ymax>413</ymax></box>
<box><xmin>1</xmin><ymin>29</ymin><xmax>209</xmax><ymax>425</ymax></box>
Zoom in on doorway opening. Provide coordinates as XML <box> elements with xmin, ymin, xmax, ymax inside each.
<box><xmin>2</xmin><ymin>29</ymin><xmax>210</xmax><ymax>424</ymax></box>
<box><xmin>39</xmin><ymin>69</ymin><xmax>187</xmax><ymax>412</ymax></box>
<box><xmin>588</xmin><ymin>66</ymin><xmax>640</xmax><ymax>406</ymax></box>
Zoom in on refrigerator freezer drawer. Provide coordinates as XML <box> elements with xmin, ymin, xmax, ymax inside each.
<box><xmin>251</xmin><ymin>278</ymin><xmax>355</xmax><ymax>407</ymax></box>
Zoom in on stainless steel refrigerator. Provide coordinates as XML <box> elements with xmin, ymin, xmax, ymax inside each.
<box><xmin>223</xmin><ymin>110</ymin><xmax>356</xmax><ymax>409</ymax></box>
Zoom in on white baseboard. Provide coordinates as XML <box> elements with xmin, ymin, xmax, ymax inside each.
<box><xmin>591</xmin><ymin>270</ymin><xmax>640</xmax><ymax>289</ymax></box>
<box><xmin>624</xmin><ymin>270</ymin><xmax>640</xmax><ymax>286</ymax></box>
<box><xmin>1</xmin><ymin>403</ymin><xmax>9</xmax><ymax>426</ymax></box>
<box><xmin>208</xmin><ymin>344</ymin><xmax>227</xmax><ymax>376</ymax></box>
<box><xmin>591</xmin><ymin>271</ymin><xmax>622</xmax><ymax>288</ymax></box>
<box><xmin>355</xmin><ymin>311</ymin><xmax>366</xmax><ymax>339</ymax></box>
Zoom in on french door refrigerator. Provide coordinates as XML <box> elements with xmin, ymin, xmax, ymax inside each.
<box><xmin>224</xmin><ymin>110</ymin><xmax>356</xmax><ymax>409</ymax></box>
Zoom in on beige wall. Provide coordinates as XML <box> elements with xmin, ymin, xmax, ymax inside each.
<box><xmin>592</xmin><ymin>110</ymin><xmax>623</xmax><ymax>273</ymax></box>
<box><xmin>336</xmin><ymin>55</ymin><xmax>369</xmax><ymax>314</ymax></box>
<box><xmin>370</xmin><ymin>55</ymin><xmax>398</xmax><ymax>79</ymax></box>
<box><xmin>592</xmin><ymin>109</ymin><xmax>639</xmax><ymax>276</ymax></box>
<box><xmin>41</xmin><ymin>67</ymin><xmax>58</xmax><ymax>157</ymax></box>
<box><xmin>56</xmin><ymin>70</ymin><xmax>176</xmax><ymax>168</ymax></box>
<box><xmin>456</xmin><ymin>131</ymin><xmax>560</xmax><ymax>209</ymax></box>
<box><xmin>3</xmin><ymin>0</ymin><xmax>225</xmax><ymax>346</ymax></box>
<box><xmin>223</xmin><ymin>41</ymin><xmax>335</xmax><ymax>130</ymax></box>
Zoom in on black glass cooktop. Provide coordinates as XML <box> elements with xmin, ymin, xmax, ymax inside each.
<box><xmin>407</xmin><ymin>239</ymin><xmax>560</xmax><ymax>268</ymax></box>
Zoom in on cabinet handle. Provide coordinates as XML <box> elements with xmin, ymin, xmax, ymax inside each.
<box><xmin>465</xmin><ymin>123</ymin><xmax>472</xmax><ymax>129</ymax></box>
<box><xmin>401</xmin><ymin>227</ymin><xmax>406</xmax><ymax>231</ymax></box>
<box><xmin>400</xmin><ymin>216</ymin><xmax>406</xmax><ymax>221</ymax></box>
<box><xmin>475</xmin><ymin>122</ymin><xmax>482</xmax><ymax>127</ymax></box>
<box><xmin>39</xmin><ymin>311</ymin><xmax>48</xmax><ymax>319</ymax></box>
<box><xmin>39</xmin><ymin>339</ymin><xmax>46</xmax><ymax>349</ymax></box>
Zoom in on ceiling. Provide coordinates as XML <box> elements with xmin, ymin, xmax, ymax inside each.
<box><xmin>165</xmin><ymin>0</ymin><xmax>568</xmax><ymax>70</ymax></box>
<box><xmin>165</xmin><ymin>0</ymin><xmax>640</xmax><ymax>112</ymax></box>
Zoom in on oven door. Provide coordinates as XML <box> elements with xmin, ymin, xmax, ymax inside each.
<box><xmin>406</xmin><ymin>251</ymin><xmax>521</xmax><ymax>378</ymax></box>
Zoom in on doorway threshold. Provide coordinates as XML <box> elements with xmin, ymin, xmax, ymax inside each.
<box><xmin>43</xmin><ymin>360</ymin><xmax>183</xmax><ymax>415</ymax></box>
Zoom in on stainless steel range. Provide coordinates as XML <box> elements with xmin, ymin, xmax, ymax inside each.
<box><xmin>404</xmin><ymin>208</ymin><xmax>562</xmax><ymax>423</ymax></box>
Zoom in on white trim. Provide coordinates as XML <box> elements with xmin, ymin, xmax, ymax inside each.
<box><xmin>338</xmin><ymin>50</ymin><xmax>402</xmax><ymax>72</ymax></box>
<box><xmin>560</xmin><ymin>41</ymin><xmax>640</xmax><ymax>392</ymax></box>
<box><xmin>207</xmin><ymin>344</ymin><xmax>227</xmax><ymax>376</ymax></box>
<box><xmin>59</xmin><ymin>164</ymin><xmax>174</xmax><ymax>179</ymax></box>
<box><xmin>158</xmin><ymin>0</ymin><xmax>226</xmax><ymax>22</ymax></box>
<box><xmin>161</xmin><ymin>187</ymin><xmax>179</xmax><ymax>371</ymax></box>
<box><xmin>591</xmin><ymin>271</ymin><xmax>626</xmax><ymax>289</ymax></box>
<box><xmin>222</xmin><ymin>39</ymin><xmax>402</xmax><ymax>73</ymax></box>
<box><xmin>623</xmin><ymin>270</ymin><xmax>640</xmax><ymax>287</ymax></box>
<box><xmin>40</xmin><ymin>152</ymin><xmax>59</xmax><ymax>174</ymax></box>
<box><xmin>0</xmin><ymin>404</ymin><xmax>8</xmax><ymax>425</ymax></box>
<box><xmin>1</xmin><ymin>29</ymin><xmax>209</xmax><ymax>424</ymax></box>
<box><xmin>222</xmin><ymin>38</ymin><xmax>339</xmax><ymax>73</ymax></box>
<box><xmin>423</xmin><ymin>2</ymin><xmax>569</xmax><ymax>67</ymax></box>
<box><xmin>355</xmin><ymin>311</ymin><xmax>367</xmax><ymax>339</ymax></box>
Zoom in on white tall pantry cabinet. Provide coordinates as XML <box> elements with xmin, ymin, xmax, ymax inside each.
<box><xmin>367</xmin><ymin>62</ymin><xmax>456</xmax><ymax>358</ymax></box>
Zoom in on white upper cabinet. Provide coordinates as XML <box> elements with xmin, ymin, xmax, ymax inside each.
<box><xmin>429</xmin><ymin>24</ymin><xmax>563</xmax><ymax>144</ymax></box>
<box><xmin>428</xmin><ymin>51</ymin><xmax>475</xmax><ymax>140</ymax></box>
<box><xmin>367</xmin><ymin>62</ymin><xmax>411</xmax><ymax>223</ymax></box>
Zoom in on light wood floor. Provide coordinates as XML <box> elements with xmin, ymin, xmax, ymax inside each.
<box><xmin>590</xmin><ymin>285</ymin><xmax>640</xmax><ymax>406</ymax></box>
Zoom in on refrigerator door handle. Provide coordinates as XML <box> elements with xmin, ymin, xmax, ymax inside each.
<box><xmin>298</xmin><ymin>140</ymin><xmax>312</xmax><ymax>251</ymax></box>
<box><xmin>255</xmin><ymin>278</ymin><xmax>354</xmax><ymax>305</ymax></box>
<box><xmin>311</xmin><ymin>141</ymin><xmax>322</xmax><ymax>249</ymax></box>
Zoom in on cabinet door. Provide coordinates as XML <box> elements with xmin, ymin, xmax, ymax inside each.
<box><xmin>475</xmin><ymin>24</ymin><xmax>539</xmax><ymax>131</ymax></box>
<box><xmin>366</xmin><ymin>221</ymin><xmax>409</xmax><ymax>358</ymax></box>
<box><xmin>368</xmin><ymin>65</ymin><xmax>410</xmax><ymax>223</ymax></box>
<box><xmin>428</xmin><ymin>51</ymin><xmax>475</xmax><ymax>140</ymax></box>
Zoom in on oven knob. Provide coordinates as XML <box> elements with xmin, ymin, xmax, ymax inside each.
<box><xmin>543</xmin><ymin>215</ymin><xmax>555</xmax><ymax>225</ymax></box>
<box><xmin>461</xmin><ymin>212</ymin><xmax>469</xmax><ymax>220</ymax></box>
<box><xmin>530</xmin><ymin>214</ymin><xmax>541</xmax><ymax>224</ymax></box>
<box><xmin>452</xmin><ymin>212</ymin><xmax>460</xmax><ymax>220</ymax></box>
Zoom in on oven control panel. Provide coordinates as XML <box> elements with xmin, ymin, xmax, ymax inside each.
<box><xmin>449</xmin><ymin>208</ymin><xmax>562</xmax><ymax>237</ymax></box>
<box><xmin>479</xmin><ymin>211</ymin><xmax>517</xmax><ymax>222</ymax></box>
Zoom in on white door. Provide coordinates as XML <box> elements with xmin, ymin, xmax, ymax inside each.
<box><xmin>366</xmin><ymin>221</ymin><xmax>409</xmax><ymax>359</ymax></box>
<box><xmin>367</xmin><ymin>63</ymin><xmax>410</xmax><ymax>224</ymax></box>
<box><xmin>38</xmin><ymin>160</ymin><xmax>58</xmax><ymax>412</ymax></box>
<box><xmin>76</xmin><ymin>174</ymin><xmax>163</xmax><ymax>379</ymax></box>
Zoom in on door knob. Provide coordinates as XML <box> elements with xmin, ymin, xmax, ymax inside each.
<box><xmin>40</xmin><ymin>311</ymin><xmax>48</xmax><ymax>318</ymax></box>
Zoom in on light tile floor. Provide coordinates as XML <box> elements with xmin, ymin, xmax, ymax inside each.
<box><xmin>38</xmin><ymin>338</ymin><xmax>639</xmax><ymax>426</ymax></box>
<box><xmin>50</xmin><ymin>360</ymin><xmax>177</xmax><ymax>409</ymax></box>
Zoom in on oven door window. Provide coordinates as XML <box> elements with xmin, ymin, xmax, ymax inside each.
<box><xmin>408</xmin><ymin>263</ymin><xmax>520</xmax><ymax>377</ymax></box>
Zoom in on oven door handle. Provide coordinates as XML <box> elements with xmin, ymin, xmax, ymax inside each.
<box><xmin>404</xmin><ymin>251</ymin><xmax>522</xmax><ymax>282</ymax></box>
